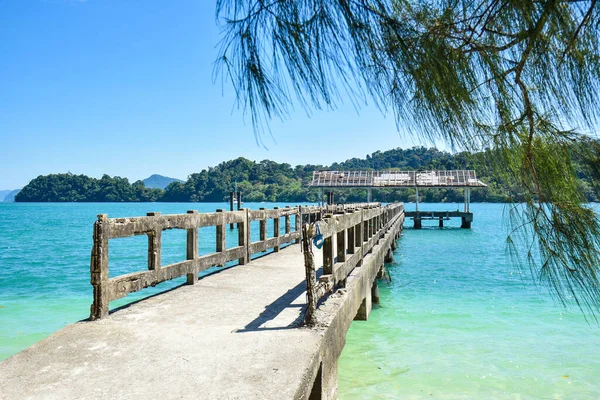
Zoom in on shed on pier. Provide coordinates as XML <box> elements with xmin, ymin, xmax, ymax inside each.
<box><xmin>308</xmin><ymin>170</ymin><xmax>487</xmax><ymax>228</ymax></box>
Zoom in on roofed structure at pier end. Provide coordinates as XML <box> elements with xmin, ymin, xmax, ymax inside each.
<box><xmin>308</xmin><ymin>170</ymin><xmax>487</xmax><ymax>228</ymax></box>
<box><xmin>308</xmin><ymin>170</ymin><xmax>487</xmax><ymax>188</ymax></box>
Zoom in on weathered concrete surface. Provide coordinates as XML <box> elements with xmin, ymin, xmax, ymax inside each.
<box><xmin>0</xmin><ymin>211</ymin><xmax>403</xmax><ymax>400</ymax></box>
<box><xmin>0</xmin><ymin>245</ymin><xmax>322</xmax><ymax>400</ymax></box>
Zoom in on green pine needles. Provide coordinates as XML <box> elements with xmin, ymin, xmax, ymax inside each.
<box><xmin>216</xmin><ymin>0</ymin><xmax>600</xmax><ymax>315</ymax></box>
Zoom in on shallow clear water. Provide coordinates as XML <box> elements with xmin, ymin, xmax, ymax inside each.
<box><xmin>338</xmin><ymin>203</ymin><xmax>600</xmax><ymax>399</ymax></box>
<box><xmin>0</xmin><ymin>202</ymin><xmax>300</xmax><ymax>360</ymax></box>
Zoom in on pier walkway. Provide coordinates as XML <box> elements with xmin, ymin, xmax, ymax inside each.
<box><xmin>0</xmin><ymin>203</ymin><xmax>404</xmax><ymax>399</ymax></box>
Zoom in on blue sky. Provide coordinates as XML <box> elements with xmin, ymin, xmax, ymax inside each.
<box><xmin>0</xmin><ymin>0</ymin><xmax>429</xmax><ymax>190</ymax></box>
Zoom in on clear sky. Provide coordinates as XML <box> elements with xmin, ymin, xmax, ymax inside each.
<box><xmin>0</xmin><ymin>0</ymin><xmax>430</xmax><ymax>190</ymax></box>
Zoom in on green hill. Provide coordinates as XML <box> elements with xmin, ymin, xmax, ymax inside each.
<box><xmin>14</xmin><ymin>146</ymin><xmax>600</xmax><ymax>203</ymax></box>
<box><xmin>142</xmin><ymin>174</ymin><xmax>183</xmax><ymax>190</ymax></box>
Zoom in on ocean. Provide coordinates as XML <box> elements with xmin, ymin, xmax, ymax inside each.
<box><xmin>1</xmin><ymin>202</ymin><xmax>599</xmax><ymax>398</ymax></box>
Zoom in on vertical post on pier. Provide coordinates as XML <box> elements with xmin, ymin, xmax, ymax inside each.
<box><xmin>274</xmin><ymin>207</ymin><xmax>280</xmax><ymax>252</ymax></box>
<box><xmin>238</xmin><ymin>208</ymin><xmax>248</xmax><ymax>265</ymax></box>
<box><xmin>323</xmin><ymin>215</ymin><xmax>334</xmax><ymax>275</ymax></box>
<box><xmin>186</xmin><ymin>210</ymin><xmax>199</xmax><ymax>284</ymax></box>
<box><xmin>415</xmin><ymin>187</ymin><xmax>419</xmax><ymax>212</ymax></box>
<box><xmin>147</xmin><ymin>212</ymin><xmax>162</xmax><ymax>273</ymax></box>
<box><xmin>90</xmin><ymin>214</ymin><xmax>109</xmax><ymax>320</ymax></box>
<box><xmin>318</xmin><ymin>188</ymin><xmax>324</xmax><ymax>207</ymax></box>
<box><xmin>296</xmin><ymin>206</ymin><xmax>302</xmax><ymax>245</ymax></box>
<box><xmin>229</xmin><ymin>192</ymin><xmax>235</xmax><ymax>230</ymax></box>
<box><xmin>367</xmin><ymin>188</ymin><xmax>372</xmax><ymax>203</ymax></box>
<box><xmin>347</xmin><ymin>221</ymin><xmax>355</xmax><ymax>255</ymax></box>
<box><xmin>285</xmin><ymin>206</ymin><xmax>291</xmax><ymax>235</ymax></box>
<box><xmin>355</xmin><ymin>211</ymin><xmax>363</xmax><ymax>262</ymax></box>
<box><xmin>216</xmin><ymin>209</ymin><xmax>226</xmax><ymax>266</ymax></box>
<box><xmin>237</xmin><ymin>191</ymin><xmax>242</xmax><ymax>211</ymax></box>
<box><xmin>259</xmin><ymin>207</ymin><xmax>267</xmax><ymax>247</ymax></box>
<box><xmin>467</xmin><ymin>188</ymin><xmax>471</xmax><ymax>212</ymax></box>
<box><xmin>337</xmin><ymin>213</ymin><xmax>346</xmax><ymax>263</ymax></box>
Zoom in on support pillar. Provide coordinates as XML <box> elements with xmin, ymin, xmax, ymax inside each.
<box><xmin>414</xmin><ymin>217</ymin><xmax>422</xmax><ymax>229</ymax></box>
<box><xmin>355</xmin><ymin>288</ymin><xmax>372</xmax><ymax>321</ymax></box>
<box><xmin>439</xmin><ymin>217</ymin><xmax>444</xmax><ymax>228</ymax></box>
<box><xmin>461</xmin><ymin>217</ymin><xmax>472</xmax><ymax>229</ymax></box>
<box><xmin>367</xmin><ymin>188</ymin><xmax>372</xmax><ymax>203</ymax></box>
<box><xmin>384</xmin><ymin>248</ymin><xmax>394</xmax><ymax>263</ymax></box>
<box><xmin>372</xmin><ymin>280</ymin><xmax>380</xmax><ymax>304</ymax></box>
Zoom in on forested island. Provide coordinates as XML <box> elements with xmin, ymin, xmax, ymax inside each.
<box><xmin>15</xmin><ymin>146</ymin><xmax>600</xmax><ymax>203</ymax></box>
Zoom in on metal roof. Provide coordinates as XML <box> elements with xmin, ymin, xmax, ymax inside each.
<box><xmin>309</xmin><ymin>170</ymin><xmax>487</xmax><ymax>188</ymax></box>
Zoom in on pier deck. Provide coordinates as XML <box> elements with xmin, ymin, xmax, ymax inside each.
<box><xmin>1</xmin><ymin>245</ymin><xmax>322</xmax><ymax>400</ymax></box>
<box><xmin>0</xmin><ymin>203</ymin><xmax>404</xmax><ymax>399</ymax></box>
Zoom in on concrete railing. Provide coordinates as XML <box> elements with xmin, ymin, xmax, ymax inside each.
<box><xmin>303</xmin><ymin>203</ymin><xmax>404</xmax><ymax>323</ymax></box>
<box><xmin>89</xmin><ymin>203</ymin><xmax>383</xmax><ymax>320</ymax></box>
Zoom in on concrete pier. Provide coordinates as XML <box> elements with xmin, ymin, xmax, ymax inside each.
<box><xmin>0</xmin><ymin>204</ymin><xmax>404</xmax><ymax>400</ymax></box>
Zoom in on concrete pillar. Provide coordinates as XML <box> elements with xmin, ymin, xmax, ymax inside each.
<box><xmin>461</xmin><ymin>217</ymin><xmax>471</xmax><ymax>229</ymax></box>
<box><xmin>439</xmin><ymin>217</ymin><xmax>444</xmax><ymax>228</ymax></box>
<box><xmin>414</xmin><ymin>217</ymin><xmax>422</xmax><ymax>229</ymax></box>
<box><xmin>322</xmin><ymin>358</ymin><xmax>339</xmax><ymax>400</ymax></box>
<box><xmin>372</xmin><ymin>280</ymin><xmax>380</xmax><ymax>304</ymax></box>
<box><xmin>384</xmin><ymin>248</ymin><xmax>394</xmax><ymax>263</ymax></box>
<box><xmin>354</xmin><ymin>286</ymin><xmax>372</xmax><ymax>321</ymax></box>
<box><xmin>186</xmin><ymin>210</ymin><xmax>199</xmax><ymax>284</ymax></box>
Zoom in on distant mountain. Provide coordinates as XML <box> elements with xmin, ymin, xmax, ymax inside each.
<box><xmin>0</xmin><ymin>190</ymin><xmax>11</xmax><ymax>201</ymax></box>
<box><xmin>142</xmin><ymin>174</ymin><xmax>183</xmax><ymax>190</ymax></box>
<box><xmin>2</xmin><ymin>189</ymin><xmax>21</xmax><ymax>202</ymax></box>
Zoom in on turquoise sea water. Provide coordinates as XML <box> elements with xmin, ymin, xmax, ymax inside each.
<box><xmin>339</xmin><ymin>203</ymin><xmax>600</xmax><ymax>399</ymax></box>
<box><xmin>0</xmin><ymin>202</ymin><xmax>298</xmax><ymax>361</ymax></box>
<box><xmin>1</xmin><ymin>202</ymin><xmax>600</xmax><ymax>399</ymax></box>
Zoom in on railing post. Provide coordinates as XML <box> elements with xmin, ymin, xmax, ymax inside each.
<box><xmin>356</xmin><ymin>210</ymin><xmax>364</xmax><ymax>260</ymax></box>
<box><xmin>245</xmin><ymin>208</ymin><xmax>251</xmax><ymax>262</ymax></box>
<box><xmin>147</xmin><ymin>212</ymin><xmax>162</xmax><ymax>274</ymax></box>
<box><xmin>323</xmin><ymin>215</ymin><xmax>334</xmax><ymax>275</ymax></box>
<box><xmin>229</xmin><ymin>192</ymin><xmax>235</xmax><ymax>230</ymax></box>
<box><xmin>274</xmin><ymin>207</ymin><xmax>280</xmax><ymax>252</ymax></box>
<box><xmin>296</xmin><ymin>206</ymin><xmax>302</xmax><ymax>245</ymax></box>
<box><xmin>216</xmin><ymin>209</ymin><xmax>226</xmax><ymax>265</ymax></box>
<box><xmin>186</xmin><ymin>210</ymin><xmax>198</xmax><ymax>284</ymax></box>
<box><xmin>259</xmin><ymin>207</ymin><xmax>267</xmax><ymax>243</ymax></box>
<box><xmin>285</xmin><ymin>206</ymin><xmax>291</xmax><ymax>235</ymax></box>
<box><xmin>347</xmin><ymin>219</ymin><xmax>355</xmax><ymax>255</ymax></box>
<box><xmin>238</xmin><ymin>208</ymin><xmax>248</xmax><ymax>265</ymax></box>
<box><xmin>336</xmin><ymin>226</ymin><xmax>346</xmax><ymax>263</ymax></box>
<box><xmin>90</xmin><ymin>214</ymin><xmax>109</xmax><ymax>320</ymax></box>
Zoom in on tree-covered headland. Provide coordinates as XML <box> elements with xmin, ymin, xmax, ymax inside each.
<box><xmin>15</xmin><ymin>146</ymin><xmax>600</xmax><ymax>203</ymax></box>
